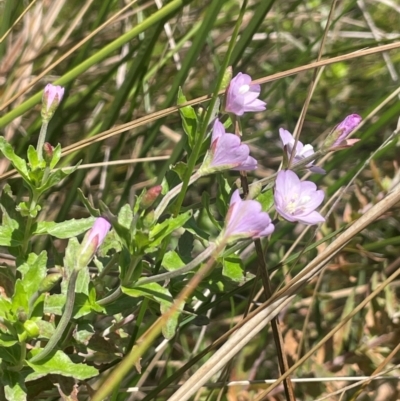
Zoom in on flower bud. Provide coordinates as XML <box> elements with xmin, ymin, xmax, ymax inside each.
<box><xmin>38</xmin><ymin>272</ymin><xmax>62</xmax><ymax>293</ymax></box>
<box><xmin>41</xmin><ymin>84</ymin><xmax>64</xmax><ymax>121</ymax></box>
<box><xmin>323</xmin><ymin>114</ymin><xmax>362</xmax><ymax>150</ymax></box>
<box><xmin>23</xmin><ymin>320</ymin><xmax>40</xmax><ymax>338</ymax></box>
<box><xmin>140</xmin><ymin>185</ymin><xmax>162</xmax><ymax>209</ymax></box>
<box><xmin>77</xmin><ymin>218</ymin><xmax>111</xmax><ymax>270</ymax></box>
<box><xmin>43</xmin><ymin>142</ymin><xmax>54</xmax><ymax>165</ymax></box>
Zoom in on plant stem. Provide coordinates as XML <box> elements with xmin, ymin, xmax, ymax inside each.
<box><xmin>172</xmin><ymin>1</ymin><xmax>247</xmax><ymax>216</ymax></box>
<box><xmin>235</xmin><ymin>115</ymin><xmax>295</xmax><ymax>401</ymax></box>
<box><xmin>137</xmin><ymin>244</ymin><xmax>216</xmax><ymax>285</ymax></box>
<box><xmin>29</xmin><ymin>269</ymin><xmax>78</xmax><ymax>363</ymax></box>
<box><xmin>97</xmin><ymin>286</ymin><xmax>122</xmax><ymax>306</ymax></box>
<box><xmin>36</xmin><ymin>120</ymin><xmax>48</xmax><ymax>161</ymax></box>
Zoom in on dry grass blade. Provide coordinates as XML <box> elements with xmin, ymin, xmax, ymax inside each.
<box><xmin>166</xmin><ymin>181</ymin><xmax>400</xmax><ymax>401</ymax></box>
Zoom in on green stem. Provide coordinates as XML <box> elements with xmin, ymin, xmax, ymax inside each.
<box><xmin>97</xmin><ymin>286</ymin><xmax>122</xmax><ymax>306</ymax></box>
<box><xmin>137</xmin><ymin>244</ymin><xmax>216</xmax><ymax>285</ymax></box>
<box><xmin>36</xmin><ymin>120</ymin><xmax>49</xmax><ymax>161</ymax></box>
<box><xmin>172</xmin><ymin>0</ymin><xmax>249</xmax><ymax>216</ymax></box>
<box><xmin>21</xmin><ymin>192</ymin><xmax>39</xmax><ymax>256</ymax></box>
<box><xmin>153</xmin><ymin>171</ymin><xmax>201</xmax><ymax>222</ymax></box>
<box><xmin>29</xmin><ymin>269</ymin><xmax>78</xmax><ymax>363</ymax></box>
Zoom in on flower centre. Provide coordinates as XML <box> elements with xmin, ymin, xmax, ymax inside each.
<box><xmin>284</xmin><ymin>194</ymin><xmax>310</xmax><ymax>214</ymax></box>
<box><xmin>238</xmin><ymin>84</ymin><xmax>250</xmax><ymax>94</ymax></box>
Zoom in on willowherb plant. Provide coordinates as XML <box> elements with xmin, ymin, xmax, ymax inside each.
<box><xmin>0</xmin><ymin>71</ymin><xmax>362</xmax><ymax>399</ymax></box>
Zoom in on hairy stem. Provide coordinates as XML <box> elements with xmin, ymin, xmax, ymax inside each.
<box><xmin>36</xmin><ymin>120</ymin><xmax>49</xmax><ymax>161</ymax></box>
<box><xmin>29</xmin><ymin>269</ymin><xmax>78</xmax><ymax>363</ymax></box>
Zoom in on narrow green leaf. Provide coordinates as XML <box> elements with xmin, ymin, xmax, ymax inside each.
<box><xmin>178</xmin><ymin>87</ymin><xmax>198</xmax><ymax>149</ymax></box>
<box><xmin>50</xmin><ymin>144</ymin><xmax>62</xmax><ymax>169</ymax></box>
<box><xmin>37</xmin><ymin>163</ymin><xmax>81</xmax><ymax>194</ymax></box>
<box><xmin>149</xmin><ymin>211</ymin><xmax>191</xmax><ymax>248</ymax></box>
<box><xmin>122</xmin><ymin>283</ymin><xmax>181</xmax><ymax>339</ymax></box>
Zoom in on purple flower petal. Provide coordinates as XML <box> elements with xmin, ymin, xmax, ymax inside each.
<box><xmin>199</xmin><ymin>118</ymin><xmax>258</xmax><ymax>174</ymax></box>
<box><xmin>279</xmin><ymin>128</ymin><xmax>324</xmax><ymax>174</ymax></box>
<box><xmin>220</xmin><ymin>190</ymin><xmax>274</xmax><ymax>243</ymax></box>
<box><xmin>225</xmin><ymin>72</ymin><xmax>266</xmax><ymax>116</ymax></box>
<box><xmin>274</xmin><ymin>170</ymin><xmax>325</xmax><ymax>226</ymax></box>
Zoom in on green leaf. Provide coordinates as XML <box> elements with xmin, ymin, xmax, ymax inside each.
<box><xmin>122</xmin><ymin>283</ymin><xmax>181</xmax><ymax>339</ymax></box>
<box><xmin>118</xmin><ymin>204</ymin><xmax>133</xmax><ymax>229</ymax></box>
<box><xmin>201</xmin><ymin>191</ymin><xmax>222</xmax><ymax>230</ymax></box>
<box><xmin>73</xmin><ymin>323</ymin><xmax>94</xmax><ymax>345</ymax></box>
<box><xmin>149</xmin><ymin>211</ymin><xmax>192</xmax><ymax>248</ymax></box>
<box><xmin>256</xmin><ymin>189</ymin><xmax>274</xmax><ymax>211</ymax></box>
<box><xmin>170</xmin><ymin>161</ymin><xmax>188</xmax><ymax>181</ymax></box>
<box><xmin>183</xmin><ymin>216</ymin><xmax>210</xmax><ymax>241</ymax></box>
<box><xmin>27</xmin><ymin>145</ymin><xmax>43</xmax><ymax>171</ymax></box>
<box><xmin>0</xmin><ymin>343</ymin><xmax>21</xmax><ymax>364</ymax></box>
<box><xmin>49</xmin><ymin>143</ymin><xmax>62</xmax><ymax>169</ymax></box>
<box><xmin>122</xmin><ymin>282</ymin><xmax>173</xmax><ymax>304</ymax></box>
<box><xmin>3</xmin><ymin>370</ymin><xmax>27</xmax><ymax>401</ymax></box>
<box><xmin>161</xmin><ymin>251</ymin><xmax>186</xmax><ymax>271</ymax></box>
<box><xmin>36</xmin><ymin>320</ymin><xmax>55</xmax><ymax>340</ymax></box>
<box><xmin>215</xmin><ymin>174</ymin><xmax>231</xmax><ymax>217</ymax></box>
<box><xmin>37</xmin><ymin>163</ymin><xmax>81</xmax><ymax>195</ymax></box>
<box><xmin>0</xmin><ymin>225</ymin><xmax>23</xmax><ymax>247</ymax></box>
<box><xmin>17</xmin><ymin>252</ymin><xmax>47</xmax><ymax>302</ymax></box>
<box><xmin>44</xmin><ymin>294</ymin><xmax>65</xmax><ymax>315</ymax></box>
<box><xmin>0</xmin><ymin>296</ymin><xmax>12</xmax><ymax>319</ymax></box>
<box><xmin>11</xmin><ymin>280</ymin><xmax>29</xmax><ymax>317</ymax></box>
<box><xmin>26</xmin><ymin>349</ymin><xmax>98</xmax><ymax>381</ymax></box>
<box><xmin>34</xmin><ymin>217</ymin><xmax>95</xmax><ymax>239</ymax></box>
<box><xmin>0</xmin><ymin>332</ymin><xmax>17</xmax><ymax>347</ymax></box>
<box><xmin>160</xmin><ymin>299</ymin><xmax>183</xmax><ymax>340</ymax></box>
<box><xmin>77</xmin><ymin>188</ymin><xmax>100</xmax><ymax>216</ymax></box>
<box><xmin>222</xmin><ymin>256</ymin><xmax>244</xmax><ymax>282</ymax></box>
<box><xmin>0</xmin><ymin>137</ymin><xmax>31</xmax><ymax>184</ymax></box>
<box><xmin>178</xmin><ymin>87</ymin><xmax>198</xmax><ymax>149</ymax></box>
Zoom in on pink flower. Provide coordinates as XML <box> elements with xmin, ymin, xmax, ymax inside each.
<box><xmin>326</xmin><ymin>114</ymin><xmax>362</xmax><ymax>150</ymax></box>
<box><xmin>78</xmin><ymin>218</ymin><xmax>111</xmax><ymax>268</ymax></box>
<box><xmin>218</xmin><ymin>190</ymin><xmax>274</xmax><ymax>244</ymax></box>
<box><xmin>41</xmin><ymin>84</ymin><xmax>65</xmax><ymax>121</ymax></box>
<box><xmin>279</xmin><ymin>128</ymin><xmax>325</xmax><ymax>174</ymax></box>
<box><xmin>224</xmin><ymin>73</ymin><xmax>266</xmax><ymax>116</ymax></box>
<box><xmin>199</xmin><ymin>119</ymin><xmax>257</xmax><ymax>174</ymax></box>
<box><xmin>274</xmin><ymin>170</ymin><xmax>325</xmax><ymax>225</ymax></box>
